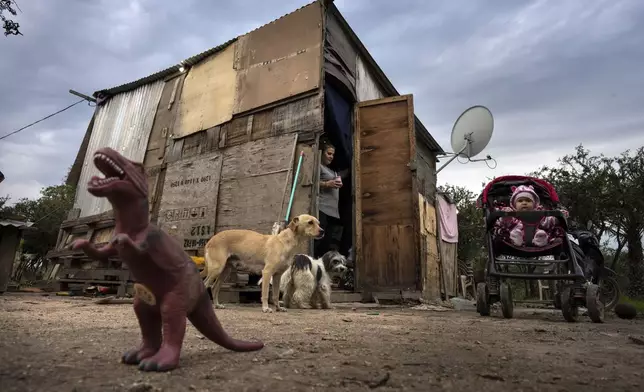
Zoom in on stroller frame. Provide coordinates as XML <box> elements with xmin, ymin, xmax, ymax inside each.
<box><xmin>475</xmin><ymin>175</ymin><xmax>604</xmax><ymax>323</ymax></box>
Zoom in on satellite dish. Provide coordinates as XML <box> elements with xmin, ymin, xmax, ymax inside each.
<box><xmin>450</xmin><ymin>105</ymin><xmax>494</xmax><ymax>158</ymax></box>
<box><xmin>435</xmin><ymin>105</ymin><xmax>495</xmax><ymax>174</ymax></box>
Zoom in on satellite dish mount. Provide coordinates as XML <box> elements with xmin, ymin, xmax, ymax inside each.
<box><xmin>435</xmin><ymin>105</ymin><xmax>496</xmax><ymax>174</ymax></box>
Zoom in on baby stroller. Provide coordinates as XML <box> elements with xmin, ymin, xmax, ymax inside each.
<box><xmin>475</xmin><ymin>175</ymin><xmax>604</xmax><ymax>323</ymax></box>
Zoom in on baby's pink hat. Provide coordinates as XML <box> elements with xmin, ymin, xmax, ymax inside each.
<box><xmin>510</xmin><ymin>185</ymin><xmax>540</xmax><ymax>206</ymax></box>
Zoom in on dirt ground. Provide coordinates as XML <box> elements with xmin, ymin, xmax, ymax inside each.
<box><xmin>1</xmin><ymin>294</ymin><xmax>643</xmax><ymax>392</ymax></box>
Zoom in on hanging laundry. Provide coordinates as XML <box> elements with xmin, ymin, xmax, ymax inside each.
<box><xmin>437</xmin><ymin>193</ymin><xmax>459</xmax><ymax>243</ymax></box>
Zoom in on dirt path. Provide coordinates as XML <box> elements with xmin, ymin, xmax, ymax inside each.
<box><xmin>1</xmin><ymin>294</ymin><xmax>643</xmax><ymax>391</ymax></box>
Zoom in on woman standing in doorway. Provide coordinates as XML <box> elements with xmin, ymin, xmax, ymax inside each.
<box><xmin>315</xmin><ymin>141</ymin><xmax>344</xmax><ymax>257</ymax></box>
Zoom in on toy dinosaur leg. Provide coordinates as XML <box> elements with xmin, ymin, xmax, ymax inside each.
<box><xmin>121</xmin><ymin>297</ymin><xmax>162</xmax><ymax>365</ymax></box>
<box><xmin>138</xmin><ymin>292</ymin><xmax>187</xmax><ymax>372</ymax></box>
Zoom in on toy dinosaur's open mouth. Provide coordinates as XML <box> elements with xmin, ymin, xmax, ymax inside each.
<box><xmin>89</xmin><ymin>152</ymin><xmax>126</xmax><ymax>190</ymax></box>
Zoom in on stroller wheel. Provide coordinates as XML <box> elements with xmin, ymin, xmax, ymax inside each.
<box><xmin>585</xmin><ymin>283</ymin><xmax>605</xmax><ymax>323</ymax></box>
<box><xmin>500</xmin><ymin>282</ymin><xmax>514</xmax><ymax>319</ymax></box>
<box><xmin>476</xmin><ymin>283</ymin><xmax>490</xmax><ymax>316</ymax></box>
<box><xmin>599</xmin><ymin>275</ymin><xmax>620</xmax><ymax>312</ymax></box>
<box><xmin>553</xmin><ymin>291</ymin><xmax>562</xmax><ymax>309</ymax></box>
<box><xmin>561</xmin><ymin>286</ymin><xmax>579</xmax><ymax>323</ymax></box>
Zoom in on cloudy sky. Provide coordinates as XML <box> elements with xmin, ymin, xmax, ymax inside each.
<box><xmin>1</xmin><ymin>0</ymin><xmax>643</xmax><ymax>204</ymax></box>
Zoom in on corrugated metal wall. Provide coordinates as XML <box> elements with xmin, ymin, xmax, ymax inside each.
<box><xmin>73</xmin><ymin>81</ymin><xmax>165</xmax><ymax>217</ymax></box>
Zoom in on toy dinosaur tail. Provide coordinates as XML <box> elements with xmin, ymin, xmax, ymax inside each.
<box><xmin>188</xmin><ymin>293</ymin><xmax>264</xmax><ymax>352</ymax></box>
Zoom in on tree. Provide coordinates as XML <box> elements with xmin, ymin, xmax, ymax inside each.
<box><xmin>1</xmin><ymin>0</ymin><xmax>22</xmax><ymax>36</ymax></box>
<box><xmin>535</xmin><ymin>145</ymin><xmax>644</xmax><ymax>298</ymax></box>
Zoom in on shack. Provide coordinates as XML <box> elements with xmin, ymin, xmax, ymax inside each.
<box><xmin>0</xmin><ymin>215</ymin><xmax>33</xmax><ymax>293</ymax></box>
<box><xmin>47</xmin><ymin>0</ymin><xmax>452</xmax><ymax>302</ymax></box>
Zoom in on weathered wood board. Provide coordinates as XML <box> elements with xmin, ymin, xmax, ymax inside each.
<box><xmin>354</xmin><ymin>96</ymin><xmax>419</xmax><ymax>291</ymax></box>
<box><xmin>440</xmin><ymin>241</ymin><xmax>458</xmax><ymax>297</ymax></box>
<box><xmin>418</xmin><ymin>193</ymin><xmax>441</xmax><ymax>300</ymax></box>
<box><xmin>156</xmin><ymin>152</ymin><xmax>223</xmax><ymax>250</ymax></box>
<box><xmin>175</xmin><ymin>44</ymin><xmax>237</xmax><ymax>138</ymax></box>
<box><xmin>215</xmin><ymin>134</ymin><xmax>298</xmax><ymax>233</ymax></box>
<box><xmin>232</xmin><ymin>2</ymin><xmax>322</xmax><ymax>114</ymax></box>
<box><xmin>233</xmin><ymin>2</ymin><xmax>322</xmax><ymax>70</ymax></box>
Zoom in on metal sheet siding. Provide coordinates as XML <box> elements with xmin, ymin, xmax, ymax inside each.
<box><xmin>73</xmin><ymin>81</ymin><xmax>165</xmax><ymax>217</ymax></box>
<box><xmin>356</xmin><ymin>55</ymin><xmax>385</xmax><ymax>102</ymax></box>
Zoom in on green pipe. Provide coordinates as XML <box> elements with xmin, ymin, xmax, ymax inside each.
<box><xmin>285</xmin><ymin>151</ymin><xmax>305</xmax><ymax>222</ymax></box>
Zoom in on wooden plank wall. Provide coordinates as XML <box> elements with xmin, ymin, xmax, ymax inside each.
<box><xmin>216</xmin><ymin>134</ymin><xmax>298</xmax><ymax>233</ymax></box>
<box><xmin>418</xmin><ymin>193</ymin><xmax>441</xmax><ymax>300</ymax></box>
<box><xmin>157</xmin><ymin>93</ymin><xmax>323</xmax><ymax>247</ymax></box>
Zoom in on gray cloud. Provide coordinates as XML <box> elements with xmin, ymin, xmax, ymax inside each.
<box><xmin>1</xmin><ymin>0</ymin><xmax>643</xmax><ymax>202</ymax></box>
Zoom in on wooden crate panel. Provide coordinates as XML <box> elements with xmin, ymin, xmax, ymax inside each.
<box><xmin>220</xmin><ymin>134</ymin><xmax>295</xmax><ymax>180</ymax></box>
<box><xmin>157</xmin><ymin>152</ymin><xmax>223</xmax><ymax>250</ymax></box>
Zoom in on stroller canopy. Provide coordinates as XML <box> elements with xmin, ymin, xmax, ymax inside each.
<box><xmin>477</xmin><ymin>175</ymin><xmax>560</xmax><ymax>208</ymax></box>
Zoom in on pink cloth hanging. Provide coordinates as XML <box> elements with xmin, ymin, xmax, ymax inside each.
<box><xmin>437</xmin><ymin>194</ymin><xmax>459</xmax><ymax>243</ymax></box>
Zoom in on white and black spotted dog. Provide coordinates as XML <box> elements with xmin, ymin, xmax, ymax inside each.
<box><xmin>259</xmin><ymin>251</ymin><xmax>348</xmax><ymax>309</ymax></box>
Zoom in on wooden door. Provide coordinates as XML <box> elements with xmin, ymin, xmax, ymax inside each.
<box><xmin>354</xmin><ymin>95</ymin><xmax>419</xmax><ymax>291</ymax></box>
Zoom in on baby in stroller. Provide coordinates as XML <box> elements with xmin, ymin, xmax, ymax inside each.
<box><xmin>493</xmin><ymin>184</ymin><xmax>568</xmax><ymax>247</ymax></box>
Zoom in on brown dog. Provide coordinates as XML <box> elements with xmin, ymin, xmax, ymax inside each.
<box><xmin>202</xmin><ymin>214</ymin><xmax>324</xmax><ymax>313</ymax></box>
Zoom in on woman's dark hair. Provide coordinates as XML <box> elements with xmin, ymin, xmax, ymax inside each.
<box><xmin>320</xmin><ymin>138</ymin><xmax>335</xmax><ymax>151</ymax></box>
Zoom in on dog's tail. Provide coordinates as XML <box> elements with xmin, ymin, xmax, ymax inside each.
<box><xmin>292</xmin><ymin>254</ymin><xmax>313</xmax><ymax>271</ymax></box>
<box><xmin>199</xmin><ymin>261</ymin><xmax>208</xmax><ymax>278</ymax></box>
<box><xmin>188</xmin><ymin>291</ymin><xmax>264</xmax><ymax>352</ymax></box>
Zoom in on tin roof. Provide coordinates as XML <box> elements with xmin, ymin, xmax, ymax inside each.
<box><xmin>92</xmin><ymin>0</ymin><xmax>444</xmax><ymax>154</ymax></box>
<box><xmin>0</xmin><ymin>218</ymin><xmax>34</xmax><ymax>230</ymax></box>
<box><xmin>93</xmin><ymin>38</ymin><xmax>237</xmax><ymax>98</ymax></box>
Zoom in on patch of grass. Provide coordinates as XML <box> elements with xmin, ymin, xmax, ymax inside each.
<box><xmin>619</xmin><ymin>295</ymin><xmax>644</xmax><ymax>312</ymax></box>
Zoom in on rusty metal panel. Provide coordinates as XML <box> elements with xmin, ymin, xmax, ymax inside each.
<box><xmin>175</xmin><ymin>44</ymin><xmax>237</xmax><ymax>138</ymax></box>
<box><xmin>144</xmin><ymin>74</ymin><xmax>186</xmax><ymax>168</ymax></box>
<box><xmin>356</xmin><ymin>55</ymin><xmax>385</xmax><ymax>102</ymax></box>
<box><xmin>233</xmin><ymin>2</ymin><xmax>322</xmax><ymax>115</ymax></box>
<box><xmin>156</xmin><ymin>152</ymin><xmax>223</xmax><ymax>251</ymax></box>
<box><xmin>73</xmin><ymin>81</ymin><xmax>165</xmax><ymax>217</ymax></box>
